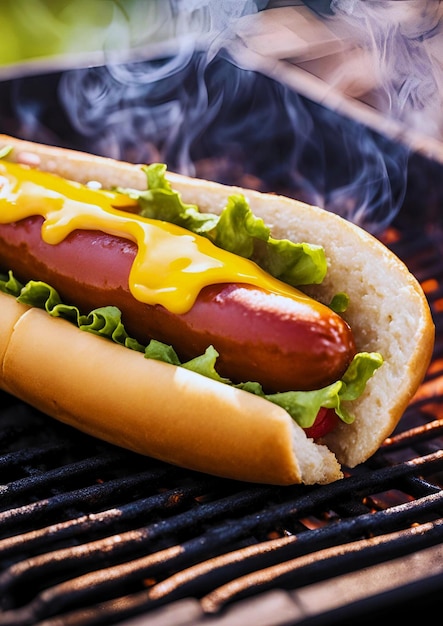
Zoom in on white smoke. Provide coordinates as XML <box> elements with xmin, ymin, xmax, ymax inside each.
<box><xmin>329</xmin><ymin>0</ymin><xmax>443</xmax><ymax>138</ymax></box>
<box><xmin>58</xmin><ymin>0</ymin><xmax>267</xmax><ymax>169</ymax></box>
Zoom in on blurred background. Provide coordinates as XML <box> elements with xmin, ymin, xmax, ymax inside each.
<box><xmin>0</xmin><ymin>0</ymin><xmax>442</xmax><ymax>234</ymax></box>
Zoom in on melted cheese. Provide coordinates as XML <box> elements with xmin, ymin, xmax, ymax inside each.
<box><xmin>0</xmin><ymin>161</ymin><xmax>311</xmax><ymax>314</ymax></box>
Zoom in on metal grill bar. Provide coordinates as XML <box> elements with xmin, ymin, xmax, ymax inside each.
<box><xmin>0</xmin><ymin>453</ymin><xmax>442</xmax><ymax>624</ymax></box>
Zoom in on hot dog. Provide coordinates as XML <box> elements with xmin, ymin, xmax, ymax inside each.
<box><xmin>0</xmin><ymin>135</ymin><xmax>435</xmax><ymax>485</ymax></box>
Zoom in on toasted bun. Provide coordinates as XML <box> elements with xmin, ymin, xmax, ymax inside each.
<box><xmin>0</xmin><ymin>135</ymin><xmax>435</xmax><ymax>483</ymax></box>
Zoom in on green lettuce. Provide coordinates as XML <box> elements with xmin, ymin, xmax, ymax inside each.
<box><xmin>1</xmin><ymin>273</ymin><xmax>383</xmax><ymax>429</ymax></box>
<box><xmin>238</xmin><ymin>352</ymin><xmax>382</xmax><ymax>428</ymax></box>
<box><xmin>117</xmin><ymin>163</ymin><xmax>327</xmax><ymax>287</ymax></box>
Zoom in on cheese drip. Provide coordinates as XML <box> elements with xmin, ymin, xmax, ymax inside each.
<box><xmin>0</xmin><ymin>161</ymin><xmax>313</xmax><ymax>314</ymax></box>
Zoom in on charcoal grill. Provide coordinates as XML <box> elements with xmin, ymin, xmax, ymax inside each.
<box><xmin>1</xmin><ymin>19</ymin><xmax>443</xmax><ymax>625</ymax></box>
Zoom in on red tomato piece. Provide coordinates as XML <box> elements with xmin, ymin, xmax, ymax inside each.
<box><xmin>304</xmin><ymin>407</ymin><xmax>340</xmax><ymax>439</ymax></box>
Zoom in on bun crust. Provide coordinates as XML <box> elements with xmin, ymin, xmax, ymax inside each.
<box><xmin>0</xmin><ymin>135</ymin><xmax>435</xmax><ymax>482</ymax></box>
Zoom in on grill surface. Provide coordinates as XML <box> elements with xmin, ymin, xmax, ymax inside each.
<box><xmin>0</xmin><ymin>210</ymin><xmax>442</xmax><ymax>626</ymax></box>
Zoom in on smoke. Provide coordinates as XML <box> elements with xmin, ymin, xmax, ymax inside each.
<box><xmin>328</xmin><ymin>0</ymin><xmax>443</xmax><ymax>137</ymax></box>
<box><xmin>6</xmin><ymin>0</ymin><xmax>443</xmax><ymax>233</ymax></box>
<box><xmin>58</xmin><ymin>0</ymin><xmax>268</xmax><ymax>170</ymax></box>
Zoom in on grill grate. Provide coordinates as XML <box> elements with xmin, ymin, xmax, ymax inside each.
<box><xmin>0</xmin><ymin>218</ymin><xmax>443</xmax><ymax>626</ymax></box>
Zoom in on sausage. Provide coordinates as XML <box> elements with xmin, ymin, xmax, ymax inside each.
<box><xmin>0</xmin><ymin>216</ymin><xmax>356</xmax><ymax>393</ymax></box>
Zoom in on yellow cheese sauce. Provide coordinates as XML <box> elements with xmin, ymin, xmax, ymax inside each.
<box><xmin>0</xmin><ymin>161</ymin><xmax>312</xmax><ymax>314</ymax></box>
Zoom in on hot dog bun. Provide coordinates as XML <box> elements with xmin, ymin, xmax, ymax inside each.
<box><xmin>0</xmin><ymin>135</ymin><xmax>435</xmax><ymax>484</ymax></box>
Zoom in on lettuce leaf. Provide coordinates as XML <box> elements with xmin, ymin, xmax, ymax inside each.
<box><xmin>0</xmin><ymin>270</ymin><xmax>23</xmax><ymax>296</ymax></box>
<box><xmin>117</xmin><ymin>163</ymin><xmax>327</xmax><ymax>287</ymax></box>
<box><xmin>237</xmin><ymin>352</ymin><xmax>383</xmax><ymax>427</ymax></box>
<box><xmin>1</xmin><ymin>275</ymin><xmax>383</xmax><ymax>430</ymax></box>
<box><xmin>0</xmin><ymin>146</ymin><xmax>12</xmax><ymax>159</ymax></box>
